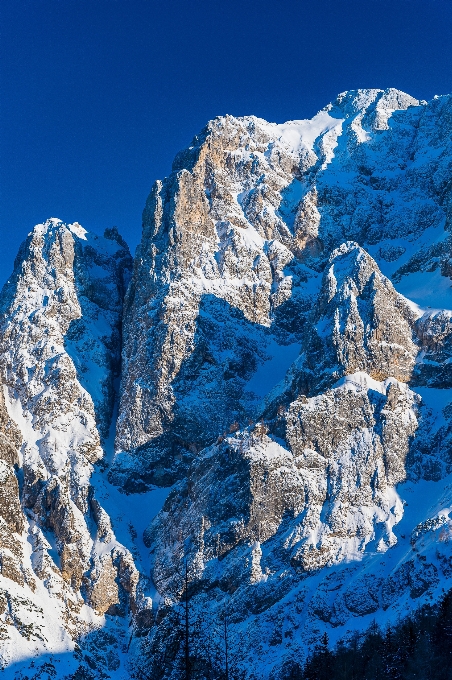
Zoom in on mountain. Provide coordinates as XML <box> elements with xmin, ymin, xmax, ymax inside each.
<box><xmin>1</xmin><ymin>88</ymin><xmax>452</xmax><ymax>679</ymax></box>
<box><xmin>0</xmin><ymin>221</ymin><xmax>149</xmax><ymax>675</ymax></box>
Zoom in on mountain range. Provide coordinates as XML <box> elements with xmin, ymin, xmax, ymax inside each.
<box><xmin>1</xmin><ymin>88</ymin><xmax>452</xmax><ymax>679</ymax></box>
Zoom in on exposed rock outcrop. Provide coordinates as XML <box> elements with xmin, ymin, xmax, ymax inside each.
<box><xmin>0</xmin><ymin>220</ymin><xmax>151</xmax><ymax>674</ymax></box>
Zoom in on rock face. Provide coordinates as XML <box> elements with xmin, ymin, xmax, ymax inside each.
<box><xmin>0</xmin><ymin>388</ymin><xmax>27</xmax><ymax>592</ymax></box>
<box><xmin>0</xmin><ymin>220</ymin><xmax>152</xmax><ymax>675</ymax></box>
<box><xmin>114</xmin><ymin>88</ymin><xmax>452</xmax><ymax>492</ymax></box>
<box><xmin>3</xmin><ymin>89</ymin><xmax>452</xmax><ymax>679</ymax></box>
<box><xmin>147</xmin><ymin>371</ymin><xmax>417</xmax><ymax>588</ymax></box>
<box><xmin>300</xmin><ymin>242</ymin><xmax>417</xmax><ymax>387</ymax></box>
<box><xmin>112</xmin><ymin>111</ymin><xmax>331</xmax><ymax>489</ymax></box>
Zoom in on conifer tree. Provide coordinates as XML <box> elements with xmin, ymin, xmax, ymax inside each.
<box><xmin>296</xmin><ymin>586</ymin><xmax>452</xmax><ymax>680</ymax></box>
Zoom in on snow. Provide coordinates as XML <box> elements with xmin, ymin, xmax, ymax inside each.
<box><xmin>395</xmin><ymin>268</ymin><xmax>452</xmax><ymax>311</ymax></box>
<box><xmin>246</xmin><ymin>339</ymin><xmax>301</xmax><ymax>398</ymax></box>
<box><xmin>400</xmin><ymin>295</ymin><xmax>425</xmax><ymax>318</ymax></box>
<box><xmin>264</xmin><ymin>470</ymin><xmax>452</xmax><ymax>653</ymax></box>
<box><xmin>0</xmin><ymin>218</ymin><xmax>136</xmax><ymax>675</ymax></box>
<box><xmin>258</xmin><ymin>110</ymin><xmax>345</xmax><ymax>156</ymax></box>
<box><xmin>0</xmin><ymin>459</ymin><xmax>11</xmax><ymax>483</ymax></box>
<box><xmin>68</xmin><ymin>221</ymin><xmax>88</xmax><ymax>240</ymax></box>
<box><xmin>4</xmin><ymin>91</ymin><xmax>452</xmax><ymax>678</ymax></box>
<box><xmin>91</xmin><ymin>468</ymin><xmax>172</xmax><ymax>575</ymax></box>
<box><xmin>415</xmin><ymin>386</ymin><xmax>452</xmax><ymax>411</ymax></box>
<box><xmin>336</xmin><ymin>371</ymin><xmax>389</xmax><ymax>395</ymax></box>
<box><xmin>4</xmin><ymin>381</ymin><xmax>95</xmax><ymax>479</ymax></box>
<box><xmin>239</xmin><ymin>222</ymin><xmax>265</xmax><ymax>250</ymax></box>
<box><xmin>278</xmin><ymin>178</ymin><xmax>304</xmax><ymax>228</ymax></box>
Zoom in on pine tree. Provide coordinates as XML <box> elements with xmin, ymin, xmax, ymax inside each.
<box><xmin>184</xmin><ymin>561</ymin><xmax>190</xmax><ymax>680</ymax></box>
<box><xmin>303</xmin><ymin>632</ymin><xmax>333</xmax><ymax>680</ymax></box>
<box><xmin>360</xmin><ymin>623</ymin><xmax>383</xmax><ymax>680</ymax></box>
<box><xmin>291</xmin><ymin>587</ymin><xmax>452</xmax><ymax>680</ymax></box>
<box><xmin>381</xmin><ymin>625</ymin><xmax>402</xmax><ymax>680</ymax></box>
<box><xmin>431</xmin><ymin>590</ymin><xmax>452</xmax><ymax>680</ymax></box>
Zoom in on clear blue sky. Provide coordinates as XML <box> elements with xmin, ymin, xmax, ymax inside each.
<box><xmin>1</xmin><ymin>0</ymin><xmax>452</xmax><ymax>277</ymax></box>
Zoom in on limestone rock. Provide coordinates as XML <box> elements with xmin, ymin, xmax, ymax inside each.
<box><xmin>0</xmin><ymin>220</ymin><xmax>152</xmax><ymax>673</ymax></box>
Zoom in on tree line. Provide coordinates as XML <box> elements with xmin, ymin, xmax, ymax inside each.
<box><xmin>141</xmin><ymin>567</ymin><xmax>452</xmax><ymax>680</ymax></box>
<box><xmin>288</xmin><ymin>588</ymin><xmax>452</xmax><ymax>680</ymax></box>
<box><xmin>175</xmin><ymin>588</ymin><xmax>452</xmax><ymax>679</ymax></box>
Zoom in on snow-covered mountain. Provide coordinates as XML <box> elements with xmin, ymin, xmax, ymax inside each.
<box><xmin>0</xmin><ymin>222</ymin><xmax>150</xmax><ymax>675</ymax></box>
<box><xmin>2</xmin><ymin>88</ymin><xmax>452</xmax><ymax>679</ymax></box>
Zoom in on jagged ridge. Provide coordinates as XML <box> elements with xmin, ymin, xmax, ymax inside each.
<box><xmin>2</xmin><ymin>88</ymin><xmax>452</xmax><ymax>679</ymax></box>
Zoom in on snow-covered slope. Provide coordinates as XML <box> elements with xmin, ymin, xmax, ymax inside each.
<box><xmin>2</xmin><ymin>89</ymin><xmax>452</xmax><ymax>679</ymax></box>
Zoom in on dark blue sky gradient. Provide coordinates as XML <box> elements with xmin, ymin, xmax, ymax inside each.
<box><xmin>1</xmin><ymin>0</ymin><xmax>452</xmax><ymax>276</ymax></box>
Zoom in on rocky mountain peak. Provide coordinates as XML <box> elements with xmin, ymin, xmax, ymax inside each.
<box><xmin>326</xmin><ymin>88</ymin><xmax>421</xmax><ymax>127</ymax></box>
<box><xmin>0</xmin><ymin>220</ymin><xmax>147</xmax><ymax>671</ymax></box>
<box><xmin>310</xmin><ymin>240</ymin><xmax>417</xmax><ymax>387</ymax></box>
<box><xmin>111</xmin><ymin>91</ymin><xmax>452</xmax><ymax>678</ymax></box>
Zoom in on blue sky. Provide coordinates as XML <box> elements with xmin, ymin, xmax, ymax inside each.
<box><xmin>1</xmin><ymin>0</ymin><xmax>452</xmax><ymax>276</ymax></box>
